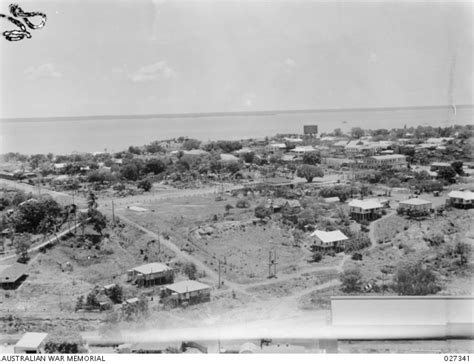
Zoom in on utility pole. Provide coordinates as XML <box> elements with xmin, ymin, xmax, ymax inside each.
<box><xmin>218</xmin><ymin>259</ymin><xmax>221</xmax><ymax>288</ymax></box>
<box><xmin>112</xmin><ymin>200</ymin><xmax>115</xmax><ymax>226</ymax></box>
<box><xmin>268</xmin><ymin>249</ymin><xmax>277</xmax><ymax>278</ymax></box>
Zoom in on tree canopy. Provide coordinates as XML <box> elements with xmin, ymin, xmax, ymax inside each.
<box><xmin>296</xmin><ymin>164</ymin><xmax>324</xmax><ymax>182</ymax></box>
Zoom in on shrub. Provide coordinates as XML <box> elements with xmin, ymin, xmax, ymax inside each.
<box><xmin>312</xmin><ymin>252</ymin><xmax>323</xmax><ymax>262</ymax></box>
<box><xmin>340</xmin><ymin>268</ymin><xmax>363</xmax><ymax>293</ymax></box>
<box><xmin>236</xmin><ymin>199</ymin><xmax>250</xmax><ymax>208</ymax></box>
<box><xmin>393</xmin><ymin>261</ymin><xmax>441</xmax><ymax>295</ymax></box>
<box><xmin>182</xmin><ymin>262</ymin><xmax>197</xmax><ymax>280</ymax></box>
<box><xmin>351</xmin><ymin>252</ymin><xmax>363</xmax><ymax>261</ymax></box>
<box><xmin>44</xmin><ymin>330</ymin><xmax>87</xmax><ymax>353</ymax></box>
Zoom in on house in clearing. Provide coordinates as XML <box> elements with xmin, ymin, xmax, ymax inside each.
<box><xmin>14</xmin><ymin>332</ymin><xmax>49</xmax><ymax>354</ymax></box>
<box><xmin>311</xmin><ymin>230</ymin><xmax>349</xmax><ymax>252</ymax></box>
<box><xmin>127</xmin><ymin>262</ymin><xmax>174</xmax><ymax>287</ymax></box>
<box><xmin>164</xmin><ymin>280</ymin><xmax>211</xmax><ymax>306</ymax></box>
<box><xmin>348</xmin><ymin>199</ymin><xmax>383</xmax><ymax>221</ymax></box>
<box><xmin>0</xmin><ymin>262</ymin><xmax>29</xmax><ymax>290</ymax></box>
<box><xmin>399</xmin><ymin>198</ymin><xmax>432</xmax><ymax>213</ymax></box>
<box><xmin>448</xmin><ymin>190</ymin><xmax>474</xmax><ymax>209</ymax></box>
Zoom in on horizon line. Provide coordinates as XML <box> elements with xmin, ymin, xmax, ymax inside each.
<box><xmin>1</xmin><ymin>104</ymin><xmax>473</xmax><ymax>123</ymax></box>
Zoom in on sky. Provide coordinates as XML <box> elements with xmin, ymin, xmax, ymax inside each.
<box><xmin>0</xmin><ymin>0</ymin><xmax>472</xmax><ymax>118</ymax></box>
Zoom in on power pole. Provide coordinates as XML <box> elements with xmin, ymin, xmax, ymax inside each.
<box><xmin>112</xmin><ymin>200</ymin><xmax>115</xmax><ymax>226</ymax></box>
<box><xmin>218</xmin><ymin>260</ymin><xmax>221</xmax><ymax>288</ymax></box>
<box><xmin>268</xmin><ymin>249</ymin><xmax>277</xmax><ymax>278</ymax></box>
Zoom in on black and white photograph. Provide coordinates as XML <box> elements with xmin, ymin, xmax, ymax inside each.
<box><xmin>0</xmin><ymin>0</ymin><xmax>473</xmax><ymax>360</ymax></box>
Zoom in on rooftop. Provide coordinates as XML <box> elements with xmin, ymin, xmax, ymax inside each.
<box><xmin>448</xmin><ymin>190</ymin><xmax>474</xmax><ymax>200</ymax></box>
<box><xmin>324</xmin><ymin>197</ymin><xmax>341</xmax><ymax>203</ymax></box>
<box><xmin>348</xmin><ymin>199</ymin><xmax>383</xmax><ymax>210</ymax></box>
<box><xmin>0</xmin><ymin>263</ymin><xmax>29</xmax><ymax>284</ymax></box>
<box><xmin>132</xmin><ymin>262</ymin><xmax>172</xmax><ymax>275</ymax></box>
<box><xmin>15</xmin><ymin>332</ymin><xmax>48</xmax><ymax>349</ymax></box>
<box><xmin>370</xmin><ymin>154</ymin><xmax>406</xmax><ymax>161</ymax></box>
<box><xmin>165</xmin><ymin>280</ymin><xmax>211</xmax><ymax>294</ymax></box>
<box><xmin>311</xmin><ymin>230</ymin><xmax>348</xmax><ymax>243</ymax></box>
<box><xmin>220</xmin><ymin>153</ymin><xmax>239</xmax><ymax>162</ymax></box>
<box><xmin>400</xmin><ymin>198</ymin><xmax>432</xmax><ymax>206</ymax></box>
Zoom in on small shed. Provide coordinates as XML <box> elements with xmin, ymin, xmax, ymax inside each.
<box><xmin>14</xmin><ymin>332</ymin><xmax>49</xmax><ymax>354</ymax></box>
<box><xmin>0</xmin><ymin>263</ymin><xmax>29</xmax><ymax>289</ymax></box>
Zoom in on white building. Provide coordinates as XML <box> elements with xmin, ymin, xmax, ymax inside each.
<box><xmin>448</xmin><ymin>190</ymin><xmax>474</xmax><ymax>209</ymax></box>
<box><xmin>348</xmin><ymin>199</ymin><xmax>383</xmax><ymax>221</ymax></box>
<box><xmin>311</xmin><ymin>230</ymin><xmax>349</xmax><ymax>252</ymax></box>
<box><xmin>399</xmin><ymin>198</ymin><xmax>432</xmax><ymax>212</ymax></box>
<box><xmin>14</xmin><ymin>332</ymin><xmax>49</xmax><ymax>354</ymax></box>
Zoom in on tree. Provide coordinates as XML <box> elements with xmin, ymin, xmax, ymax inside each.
<box><xmin>182</xmin><ymin>262</ymin><xmax>197</xmax><ymax>280</ymax></box>
<box><xmin>128</xmin><ymin>146</ymin><xmax>141</xmax><ymax>155</ymax></box>
<box><xmin>296</xmin><ymin>208</ymin><xmax>316</xmax><ymax>229</ymax></box>
<box><xmin>437</xmin><ymin>166</ymin><xmax>457</xmax><ymax>184</ymax></box>
<box><xmin>312</xmin><ymin>252</ymin><xmax>322</xmax><ymax>262</ymax></box>
<box><xmin>351</xmin><ymin>127</ymin><xmax>364</xmax><ymax>139</ymax></box>
<box><xmin>254</xmin><ymin>205</ymin><xmax>271</xmax><ymax>220</ymax></box>
<box><xmin>451</xmin><ymin>161</ymin><xmax>464</xmax><ymax>176</ymax></box>
<box><xmin>108</xmin><ymin>284</ymin><xmax>123</xmax><ymax>304</ymax></box>
<box><xmin>393</xmin><ymin>261</ymin><xmax>441</xmax><ymax>295</ymax></box>
<box><xmin>87</xmin><ymin>191</ymin><xmax>98</xmax><ymax>214</ymax></box>
<box><xmin>14</xmin><ymin>234</ymin><xmax>31</xmax><ymax>263</ymax></box>
<box><xmin>340</xmin><ymin>268</ymin><xmax>363</xmax><ymax>293</ymax></box>
<box><xmin>89</xmin><ymin>210</ymin><xmax>107</xmax><ymax>236</ymax></box>
<box><xmin>333</xmin><ymin>128</ymin><xmax>343</xmax><ymax>137</ymax></box>
<box><xmin>11</xmin><ymin>198</ymin><xmax>62</xmax><ymax>234</ymax></box>
<box><xmin>138</xmin><ymin>179</ymin><xmax>152</xmax><ymax>192</ymax></box>
<box><xmin>75</xmin><ymin>295</ymin><xmax>84</xmax><ymax>311</ymax></box>
<box><xmin>86</xmin><ymin>291</ymin><xmax>99</xmax><ymax>307</ymax></box>
<box><xmin>120</xmin><ymin>159</ymin><xmax>144</xmax><ymax>181</ymax></box>
<box><xmin>144</xmin><ymin>141</ymin><xmax>164</xmax><ymax>154</ymax></box>
<box><xmin>182</xmin><ymin>139</ymin><xmax>201</xmax><ymax>151</ymax></box>
<box><xmin>296</xmin><ymin>164</ymin><xmax>324</xmax><ymax>182</ymax></box>
<box><xmin>242</xmin><ymin>151</ymin><xmax>255</xmax><ymax>164</ymax></box>
<box><xmin>78</xmin><ymin>212</ymin><xmax>88</xmax><ymax>239</ymax></box>
<box><xmin>145</xmin><ymin>158</ymin><xmax>166</xmax><ymax>175</ymax></box>
<box><xmin>455</xmin><ymin>242</ymin><xmax>471</xmax><ymax>266</ymax></box>
<box><xmin>44</xmin><ymin>330</ymin><xmax>87</xmax><ymax>353</ymax></box>
<box><xmin>302</xmin><ymin>151</ymin><xmax>321</xmax><ymax>165</ymax></box>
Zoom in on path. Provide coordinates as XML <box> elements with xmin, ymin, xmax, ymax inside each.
<box><xmin>0</xmin><ymin>222</ymin><xmax>82</xmax><ymax>262</ymax></box>
<box><xmin>114</xmin><ymin>213</ymin><xmax>248</xmax><ymax>295</ymax></box>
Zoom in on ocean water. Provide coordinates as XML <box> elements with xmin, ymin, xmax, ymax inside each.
<box><xmin>0</xmin><ymin>106</ymin><xmax>472</xmax><ymax>155</ymax></box>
